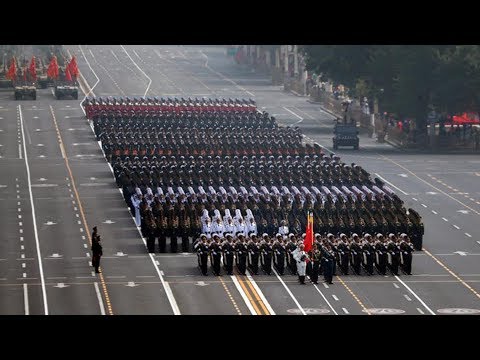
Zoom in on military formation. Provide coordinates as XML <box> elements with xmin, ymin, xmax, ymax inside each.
<box><xmin>84</xmin><ymin>96</ymin><xmax>423</xmax><ymax>277</ymax></box>
<box><xmin>193</xmin><ymin>232</ymin><xmax>414</xmax><ymax>281</ymax></box>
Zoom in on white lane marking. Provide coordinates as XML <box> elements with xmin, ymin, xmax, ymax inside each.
<box><xmin>21</xmin><ymin>254</ymin><xmax>25</xmax><ymax>259</ymax></box>
<box><xmin>80</xmin><ymin>228</ymin><xmax>84</xmax><ymax>232</ymax></box>
<box><xmin>74</xmin><ymin>207</ymin><xmax>78</xmax><ymax>211</ymax></box>
<box><xmin>78</xmin><ymin>45</ymin><xmax>100</xmax><ymax>108</ymax></box>
<box><xmin>76</xmin><ymin>214</ymin><xmax>79</xmax><ymax>218</ymax></box>
<box><xmin>465</xmin><ymin>233</ymin><xmax>473</xmax><ymax>237</ymax></box>
<box><xmin>432</xmin><ymin>210</ymin><xmax>438</xmax><ymax>214</ymax></box>
<box><xmin>332</xmin><ymin>294</ymin><xmax>339</xmax><ymax>301</ymax></box>
<box><xmin>417</xmin><ymin>308</ymin><xmax>425</xmax><ymax>314</ymax></box>
<box><xmin>374</xmin><ymin>173</ymin><xmax>409</xmax><ymax>195</ymax></box>
<box><xmin>231</xmin><ymin>275</ymin><xmax>257</xmax><ymax>315</ymax></box>
<box><xmin>421</xmin><ymin>204</ymin><xmax>427</xmax><ymax>208</ymax></box>
<box><xmin>120</xmin><ymin>45</ymin><xmax>152</xmax><ymax>97</ymax></box>
<box><xmin>271</xmin><ymin>268</ymin><xmax>305</xmax><ymax>315</ymax></box>
<box><xmin>393</xmin><ymin>283</ymin><xmax>400</xmax><ymax>289</ymax></box>
<box><xmin>21</xmin><ymin>245</ymin><xmax>24</xmax><ymax>250</ymax></box>
<box><xmin>84</xmin><ymin>244</ymin><xmax>88</xmax><ymax>248</ymax></box>
<box><xmin>19</xmin><ymin>229</ymin><xmax>23</xmax><ymax>234</ymax></box>
<box><xmin>412</xmin><ymin>197</ymin><xmax>418</xmax><ymax>201</ymax></box>
<box><xmin>23</xmin><ymin>284</ymin><xmax>29</xmax><ymax>315</ymax></box>
<box><xmin>442</xmin><ymin>217</ymin><xmax>448</xmax><ymax>222</ymax></box>
<box><xmin>23</xmin><ymin>273</ymin><xmax>27</xmax><ymax>278</ymax></box>
<box><xmin>283</xmin><ymin>106</ymin><xmax>304</xmax><ymax>123</ymax></box>
<box><xmin>199</xmin><ymin>50</ymin><xmax>255</xmax><ymax>96</ymax></box>
<box><xmin>18</xmin><ymin>202</ymin><xmax>21</xmax><ymax>206</ymax></box>
<box><xmin>323</xmin><ymin>283</ymin><xmax>329</xmax><ymax>289</ymax></box>
<box><xmin>18</xmin><ymin>144</ymin><xmax>22</xmax><ymax>159</ymax></box>
<box><xmin>77</xmin><ymin>220</ymin><xmax>82</xmax><ymax>225</ymax></box>
<box><xmin>22</xmin><ymin>263</ymin><xmax>26</xmax><ymax>268</ymax></box>
<box><xmin>394</xmin><ymin>275</ymin><xmax>435</xmax><ymax>315</ymax></box>
<box><xmin>19</xmin><ymin>105</ymin><xmax>48</xmax><ymax>315</ymax></box>
<box><xmin>342</xmin><ymin>308</ymin><xmax>349</xmax><ymax>314</ymax></box>
<box><xmin>94</xmin><ymin>282</ymin><xmax>106</xmax><ymax>315</ymax></box>
<box><xmin>18</xmin><ymin>208</ymin><xmax>21</xmax><ymax>212</ymax></box>
<box><xmin>476</xmin><ymin>241</ymin><xmax>480</xmax><ymax>245</ymax></box>
<box><xmin>20</xmin><ymin>237</ymin><xmax>23</xmax><ymax>241</ymax></box>
<box><xmin>404</xmin><ymin>294</ymin><xmax>412</xmax><ymax>301</ymax></box>
<box><xmin>453</xmin><ymin>225</ymin><xmax>460</xmax><ymax>229</ymax></box>
<box><xmin>246</xmin><ymin>270</ymin><xmax>276</xmax><ymax>315</ymax></box>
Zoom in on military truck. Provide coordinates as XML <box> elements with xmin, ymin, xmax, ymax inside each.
<box><xmin>14</xmin><ymin>84</ymin><xmax>37</xmax><ymax>100</ymax></box>
<box><xmin>333</xmin><ymin>122</ymin><xmax>359</xmax><ymax>150</ymax></box>
<box><xmin>54</xmin><ymin>81</ymin><xmax>78</xmax><ymax>99</ymax></box>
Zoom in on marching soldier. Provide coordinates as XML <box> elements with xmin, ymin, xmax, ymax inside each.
<box><xmin>286</xmin><ymin>234</ymin><xmax>297</xmax><ymax>275</ymax></box>
<box><xmin>272</xmin><ymin>235</ymin><xmax>286</xmax><ymax>275</ymax></box>
<box><xmin>336</xmin><ymin>233</ymin><xmax>350</xmax><ymax>275</ymax></box>
<box><xmin>278</xmin><ymin>219</ymin><xmax>289</xmax><ymax>239</ymax></box>
<box><xmin>293</xmin><ymin>243</ymin><xmax>308</xmax><ymax>284</ymax></box>
<box><xmin>222</xmin><ymin>234</ymin><xmax>235</xmax><ymax>275</ymax></box>
<box><xmin>260</xmin><ymin>235</ymin><xmax>273</xmax><ymax>275</ymax></box>
<box><xmin>374</xmin><ymin>233</ymin><xmax>387</xmax><ymax>275</ymax></box>
<box><xmin>361</xmin><ymin>233</ymin><xmax>375</xmax><ymax>275</ymax></box>
<box><xmin>321</xmin><ymin>243</ymin><xmax>335</xmax><ymax>284</ymax></box>
<box><xmin>235</xmin><ymin>234</ymin><xmax>248</xmax><ymax>275</ymax></box>
<box><xmin>195</xmin><ymin>234</ymin><xmax>209</xmax><ymax>276</ymax></box>
<box><xmin>247</xmin><ymin>234</ymin><xmax>260</xmax><ymax>275</ymax></box>
<box><xmin>399</xmin><ymin>233</ymin><xmax>414</xmax><ymax>275</ymax></box>
<box><xmin>386</xmin><ymin>233</ymin><xmax>400</xmax><ymax>275</ymax></box>
<box><xmin>309</xmin><ymin>243</ymin><xmax>322</xmax><ymax>284</ymax></box>
<box><xmin>349</xmin><ymin>233</ymin><xmax>362</xmax><ymax>275</ymax></box>
<box><xmin>209</xmin><ymin>234</ymin><xmax>222</xmax><ymax>276</ymax></box>
<box><xmin>144</xmin><ymin>211</ymin><xmax>157</xmax><ymax>253</ymax></box>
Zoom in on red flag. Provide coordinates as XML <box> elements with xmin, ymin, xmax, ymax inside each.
<box><xmin>6</xmin><ymin>58</ymin><xmax>16</xmax><ymax>80</ymax></box>
<box><xmin>304</xmin><ymin>212</ymin><xmax>314</xmax><ymax>253</ymax></box>
<box><xmin>29</xmin><ymin>56</ymin><xmax>37</xmax><ymax>81</ymax></box>
<box><xmin>47</xmin><ymin>55</ymin><xmax>59</xmax><ymax>79</ymax></box>
<box><xmin>65</xmin><ymin>66</ymin><xmax>72</xmax><ymax>82</ymax></box>
<box><xmin>67</xmin><ymin>55</ymin><xmax>79</xmax><ymax>78</ymax></box>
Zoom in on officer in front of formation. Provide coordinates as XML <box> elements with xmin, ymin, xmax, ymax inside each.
<box><xmin>195</xmin><ymin>234</ymin><xmax>209</xmax><ymax>276</ymax></box>
<box><xmin>222</xmin><ymin>234</ymin><xmax>235</xmax><ymax>275</ymax></box>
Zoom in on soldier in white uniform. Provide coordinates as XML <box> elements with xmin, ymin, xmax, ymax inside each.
<box><xmin>212</xmin><ymin>217</ymin><xmax>226</xmax><ymax>237</ymax></box>
<box><xmin>202</xmin><ymin>218</ymin><xmax>213</xmax><ymax>239</ymax></box>
<box><xmin>247</xmin><ymin>216</ymin><xmax>257</xmax><ymax>236</ymax></box>
<box><xmin>278</xmin><ymin>219</ymin><xmax>289</xmax><ymax>239</ymax></box>
<box><xmin>293</xmin><ymin>244</ymin><xmax>308</xmax><ymax>284</ymax></box>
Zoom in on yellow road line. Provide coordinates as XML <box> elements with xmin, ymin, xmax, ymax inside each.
<box><xmin>243</xmin><ymin>275</ymin><xmax>270</xmax><ymax>315</ymax></box>
<box><xmin>336</xmin><ymin>276</ymin><xmax>371</xmax><ymax>315</ymax></box>
<box><xmin>423</xmin><ymin>249</ymin><xmax>480</xmax><ymax>300</ymax></box>
<box><xmin>218</xmin><ymin>276</ymin><xmax>242</xmax><ymax>315</ymax></box>
<box><xmin>237</xmin><ymin>277</ymin><xmax>262</xmax><ymax>315</ymax></box>
<box><xmin>49</xmin><ymin>105</ymin><xmax>113</xmax><ymax>315</ymax></box>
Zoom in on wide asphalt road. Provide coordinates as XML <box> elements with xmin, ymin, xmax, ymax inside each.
<box><xmin>1</xmin><ymin>45</ymin><xmax>479</xmax><ymax>315</ymax></box>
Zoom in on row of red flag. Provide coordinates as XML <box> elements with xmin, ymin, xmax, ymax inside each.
<box><xmin>5</xmin><ymin>55</ymin><xmax>79</xmax><ymax>81</ymax></box>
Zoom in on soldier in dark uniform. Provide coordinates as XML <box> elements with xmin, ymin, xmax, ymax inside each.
<box><xmin>309</xmin><ymin>243</ymin><xmax>322</xmax><ymax>284</ymax></box>
<box><xmin>361</xmin><ymin>233</ymin><xmax>375</xmax><ymax>275</ymax></box>
<box><xmin>286</xmin><ymin>234</ymin><xmax>297</xmax><ymax>275</ymax></box>
<box><xmin>144</xmin><ymin>211</ymin><xmax>157</xmax><ymax>253</ymax></box>
<box><xmin>374</xmin><ymin>234</ymin><xmax>387</xmax><ymax>275</ymax></box>
<box><xmin>399</xmin><ymin>233</ymin><xmax>414</xmax><ymax>275</ymax></box>
<box><xmin>349</xmin><ymin>233</ymin><xmax>362</xmax><ymax>275</ymax></box>
<box><xmin>209</xmin><ymin>234</ymin><xmax>222</xmax><ymax>276</ymax></box>
<box><xmin>247</xmin><ymin>235</ymin><xmax>260</xmax><ymax>275</ymax></box>
<box><xmin>91</xmin><ymin>235</ymin><xmax>103</xmax><ymax>274</ymax></box>
<box><xmin>272</xmin><ymin>235</ymin><xmax>286</xmax><ymax>275</ymax></box>
<box><xmin>321</xmin><ymin>243</ymin><xmax>335</xmax><ymax>284</ymax></box>
<box><xmin>260</xmin><ymin>235</ymin><xmax>273</xmax><ymax>275</ymax></box>
<box><xmin>194</xmin><ymin>234</ymin><xmax>209</xmax><ymax>275</ymax></box>
<box><xmin>336</xmin><ymin>233</ymin><xmax>350</xmax><ymax>275</ymax></box>
<box><xmin>386</xmin><ymin>233</ymin><xmax>400</xmax><ymax>275</ymax></box>
<box><xmin>222</xmin><ymin>234</ymin><xmax>235</xmax><ymax>275</ymax></box>
<box><xmin>235</xmin><ymin>235</ymin><xmax>248</xmax><ymax>275</ymax></box>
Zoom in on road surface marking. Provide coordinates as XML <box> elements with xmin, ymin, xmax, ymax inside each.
<box><xmin>19</xmin><ymin>105</ymin><xmax>48</xmax><ymax>315</ymax></box>
<box><xmin>332</xmin><ymin>295</ymin><xmax>339</xmax><ymax>301</ymax></box>
<box><xmin>393</xmin><ymin>283</ymin><xmax>399</xmax><ymax>289</ymax></box>
<box><xmin>422</xmin><ymin>249</ymin><xmax>480</xmax><ymax>301</ymax></box>
<box><xmin>336</xmin><ymin>276</ymin><xmax>371</xmax><ymax>315</ymax></box>
<box><xmin>404</xmin><ymin>294</ymin><xmax>412</xmax><ymax>301</ymax></box>
<box><xmin>453</xmin><ymin>225</ymin><xmax>460</xmax><ymax>229</ymax></box>
<box><xmin>323</xmin><ymin>283</ymin><xmax>329</xmax><ymax>288</ymax></box>
<box><xmin>218</xmin><ymin>277</ymin><xmax>242</xmax><ymax>315</ymax></box>
<box><xmin>246</xmin><ymin>270</ymin><xmax>275</xmax><ymax>315</ymax></box>
<box><xmin>271</xmin><ymin>268</ymin><xmax>305</xmax><ymax>315</ymax></box>
<box><xmin>234</xmin><ymin>276</ymin><xmax>260</xmax><ymax>315</ymax></box>
<box><xmin>394</xmin><ymin>275</ymin><xmax>435</xmax><ymax>314</ymax></box>
<box><xmin>417</xmin><ymin>308</ymin><xmax>425</xmax><ymax>314</ymax></box>
<box><xmin>421</xmin><ymin>204</ymin><xmax>427</xmax><ymax>208</ymax></box>
<box><xmin>442</xmin><ymin>217</ymin><xmax>448</xmax><ymax>222</ymax></box>
<box><xmin>412</xmin><ymin>198</ymin><xmax>418</xmax><ymax>201</ymax></box>
<box><xmin>283</xmin><ymin>106</ymin><xmax>303</xmax><ymax>122</ymax></box>
<box><xmin>94</xmin><ymin>282</ymin><xmax>106</xmax><ymax>315</ymax></box>
<box><xmin>23</xmin><ymin>284</ymin><xmax>29</xmax><ymax>315</ymax></box>
<box><xmin>374</xmin><ymin>173</ymin><xmax>408</xmax><ymax>195</ymax></box>
<box><xmin>120</xmin><ymin>45</ymin><xmax>152</xmax><ymax>97</ymax></box>
<box><xmin>49</xmin><ymin>105</ymin><xmax>114</xmax><ymax>315</ymax></box>
<box><xmin>342</xmin><ymin>308</ymin><xmax>349</xmax><ymax>314</ymax></box>
<box><xmin>432</xmin><ymin>210</ymin><xmax>438</xmax><ymax>214</ymax></box>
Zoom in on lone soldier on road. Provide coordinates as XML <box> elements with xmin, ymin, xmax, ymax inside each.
<box><xmin>91</xmin><ymin>234</ymin><xmax>103</xmax><ymax>274</ymax></box>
